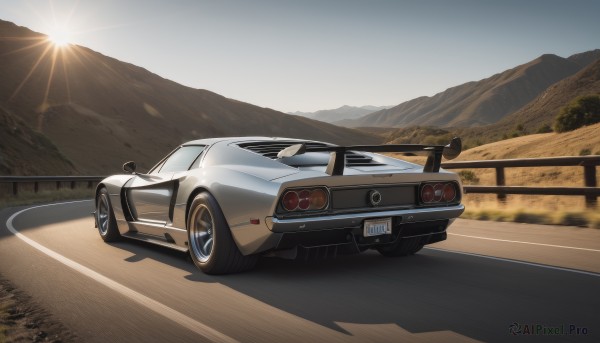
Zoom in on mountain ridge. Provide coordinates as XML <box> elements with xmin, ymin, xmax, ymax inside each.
<box><xmin>290</xmin><ymin>105</ymin><xmax>392</xmax><ymax>123</ymax></box>
<box><xmin>338</xmin><ymin>51</ymin><xmax>599</xmax><ymax>128</ymax></box>
<box><xmin>0</xmin><ymin>19</ymin><xmax>380</xmax><ymax>175</ymax></box>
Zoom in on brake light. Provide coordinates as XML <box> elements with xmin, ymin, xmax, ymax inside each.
<box><xmin>282</xmin><ymin>191</ymin><xmax>299</xmax><ymax>211</ymax></box>
<box><xmin>442</xmin><ymin>183</ymin><xmax>456</xmax><ymax>202</ymax></box>
<box><xmin>280</xmin><ymin>188</ymin><xmax>329</xmax><ymax>212</ymax></box>
<box><xmin>420</xmin><ymin>182</ymin><xmax>459</xmax><ymax>204</ymax></box>
<box><xmin>421</xmin><ymin>184</ymin><xmax>435</xmax><ymax>203</ymax></box>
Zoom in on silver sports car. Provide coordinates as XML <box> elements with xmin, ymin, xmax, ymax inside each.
<box><xmin>95</xmin><ymin>137</ymin><xmax>464</xmax><ymax>274</ymax></box>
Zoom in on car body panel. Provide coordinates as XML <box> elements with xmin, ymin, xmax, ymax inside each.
<box><xmin>96</xmin><ymin>137</ymin><xmax>465</xmax><ymax>257</ymax></box>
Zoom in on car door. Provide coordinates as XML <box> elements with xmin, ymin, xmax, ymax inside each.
<box><xmin>126</xmin><ymin>145</ymin><xmax>205</xmax><ymax>235</ymax></box>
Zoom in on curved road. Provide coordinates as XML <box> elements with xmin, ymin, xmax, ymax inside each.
<box><xmin>1</xmin><ymin>200</ymin><xmax>599</xmax><ymax>342</ymax></box>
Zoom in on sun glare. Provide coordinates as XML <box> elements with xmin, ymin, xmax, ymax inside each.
<box><xmin>48</xmin><ymin>28</ymin><xmax>72</xmax><ymax>47</ymax></box>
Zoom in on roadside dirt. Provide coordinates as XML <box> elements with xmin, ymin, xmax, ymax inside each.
<box><xmin>0</xmin><ymin>276</ymin><xmax>76</xmax><ymax>343</ymax></box>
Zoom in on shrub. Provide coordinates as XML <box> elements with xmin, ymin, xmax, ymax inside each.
<box><xmin>536</xmin><ymin>124</ymin><xmax>553</xmax><ymax>133</ymax></box>
<box><xmin>579</xmin><ymin>148</ymin><xmax>592</xmax><ymax>156</ymax></box>
<box><xmin>513</xmin><ymin>211</ymin><xmax>551</xmax><ymax>225</ymax></box>
<box><xmin>554</xmin><ymin>94</ymin><xmax>600</xmax><ymax>132</ymax></box>
<box><xmin>557</xmin><ymin>212</ymin><xmax>588</xmax><ymax>227</ymax></box>
<box><xmin>458</xmin><ymin>170</ymin><xmax>480</xmax><ymax>184</ymax></box>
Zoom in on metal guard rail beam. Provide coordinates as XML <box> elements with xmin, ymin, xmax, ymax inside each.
<box><xmin>0</xmin><ymin>176</ymin><xmax>105</xmax><ymax>196</ymax></box>
<box><xmin>0</xmin><ymin>176</ymin><xmax>105</xmax><ymax>182</ymax></box>
<box><xmin>441</xmin><ymin>155</ymin><xmax>600</xmax><ymax>169</ymax></box>
<box><xmin>441</xmin><ymin>155</ymin><xmax>599</xmax><ymax>208</ymax></box>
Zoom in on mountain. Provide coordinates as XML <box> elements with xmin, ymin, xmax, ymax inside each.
<box><xmin>290</xmin><ymin>105</ymin><xmax>391</xmax><ymax>123</ymax></box>
<box><xmin>339</xmin><ymin>53</ymin><xmax>595</xmax><ymax>128</ymax></box>
<box><xmin>0</xmin><ymin>20</ymin><xmax>379</xmax><ymax>175</ymax></box>
<box><xmin>567</xmin><ymin>49</ymin><xmax>600</xmax><ymax>68</ymax></box>
<box><xmin>382</xmin><ymin>58</ymin><xmax>600</xmax><ymax>148</ymax></box>
<box><xmin>456</xmin><ymin>58</ymin><xmax>600</xmax><ymax>144</ymax></box>
<box><xmin>0</xmin><ymin>105</ymin><xmax>75</xmax><ymax>175</ymax></box>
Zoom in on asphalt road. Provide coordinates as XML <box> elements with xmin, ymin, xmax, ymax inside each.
<box><xmin>1</xmin><ymin>200</ymin><xmax>599</xmax><ymax>342</ymax></box>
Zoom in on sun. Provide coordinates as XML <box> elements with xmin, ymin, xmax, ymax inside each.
<box><xmin>47</xmin><ymin>27</ymin><xmax>73</xmax><ymax>47</ymax></box>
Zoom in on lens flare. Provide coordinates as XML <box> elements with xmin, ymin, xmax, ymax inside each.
<box><xmin>48</xmin><ymin>28</ymin><xmax>72</xmax><ymax>47</ymax></box>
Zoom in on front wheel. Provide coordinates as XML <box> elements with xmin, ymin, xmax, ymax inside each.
<box><xmin>96</xmin><ymin>188</ymin><xmax>120</xmax><ymax>242</ymax></box>
<box><xmin>187</xmin><ymin>192</ymin><xmax>257</xmax><ymax>274</ymax></box>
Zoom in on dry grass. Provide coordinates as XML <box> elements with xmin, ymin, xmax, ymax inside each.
<box><xmin>461</xmin><ymin>194</ymin><xmax>600</xmax><ymax>228</ymax></box>
<box><xmin>388</xmin><ymin>124</ymin><xmax>600</xmax><ymax>227</ymax></box>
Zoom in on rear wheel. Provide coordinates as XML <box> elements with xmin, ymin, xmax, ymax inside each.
<box><xmin>96</xmin><ymin>188</ymin><xmax>120</xmax><ymax>242</ymax></box>
<box><xmin>187</xmin><ymin>192</ymin><xmax>257</xmax><ymax>274</ymax></box>
<box><xmin>377</xmin><ymin>237</ymin><xmax>424</xmax><ymax>257</ymax></box>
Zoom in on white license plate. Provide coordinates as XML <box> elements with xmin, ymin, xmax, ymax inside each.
<box><xmin>363</xmin><ymin>218</ymin><xmax>392</xmax><ymax>237</ymax></box>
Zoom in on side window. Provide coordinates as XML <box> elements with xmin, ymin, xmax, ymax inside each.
<box><xmin>158</xmin><ymin>145</ymin><xmax>205</xmax><ymax>174</ymax></box>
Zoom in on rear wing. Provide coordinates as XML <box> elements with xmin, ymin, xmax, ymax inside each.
<box><xmin>277</xmin><ymin>137</ymin><xmax>462</xmax><ymax>176</ymax></box>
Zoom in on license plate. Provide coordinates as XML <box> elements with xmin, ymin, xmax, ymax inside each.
<box><xmin>363</xmin><ymin>218</ymin><xmax>392</xmax><ymax>237</ymax></box>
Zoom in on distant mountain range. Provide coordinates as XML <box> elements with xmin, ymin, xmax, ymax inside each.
<box><xmin>289</xmin><ymin>105</ymin><xmax>392</xmax><ymax>123</ymax></box>
<box><xmin>338</xmin><ymin>49</ymin><xmax>600</xmax><ymax>129</ymax></box>
<box><xmin>457</xmin><ymin>57</ymin><xmax>600</xmax><ymax>144</ymax></box>
<box><xmin>0</xmin><ymin>19</ymin><xmax>379</xmax><ymax>175</ymax></box>
<box><xmin>381</xmin><ymin>55</ymin><xmax>600</xmax><ymax>147</ymax></box>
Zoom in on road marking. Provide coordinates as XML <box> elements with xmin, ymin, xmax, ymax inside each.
<box><xmin>426</xmin><ymin>247</ymin><xmax>600</xmax><ymax>278</ymax></box>
<box><xmin>6</xmin><ymin>200</ymin><xmax>238</xmax><ymax>343</ymax></box>
<box><xmin>448</xmin><ymin>233</ymin><xmax>600</xmax><ymax>252</ymax></box>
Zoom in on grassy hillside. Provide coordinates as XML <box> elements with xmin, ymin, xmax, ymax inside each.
<box><xmin>457</xmin><ymin>123</ymin><xmax>600</xmax><ymax>222</ymax></box>
<box><xmin>458</xmin><ymin>59</ymin><xmax>600</xmax><ymax>145</ymax></box>
<box><xmin>387</xmin><ymin>123</ymin><xmax>600</xmax><ymax>218</ymax></box>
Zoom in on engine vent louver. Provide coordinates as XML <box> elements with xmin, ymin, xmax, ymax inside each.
<box><xmin>237</xmin><ymin>141</ymin><xmax>385</xmax><ymax>167</ymax></box>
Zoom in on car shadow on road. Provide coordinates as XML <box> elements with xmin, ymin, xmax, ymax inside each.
<box><xmin>110</xmin><ymin>238</ymin><xmax>600</xmax><ymax>342</ymax></box>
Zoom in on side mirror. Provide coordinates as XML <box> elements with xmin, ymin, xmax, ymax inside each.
<box><xmin>123</xmin><ymin>161</ymin><xmax>137</xmax><ymax>174</ymax></box>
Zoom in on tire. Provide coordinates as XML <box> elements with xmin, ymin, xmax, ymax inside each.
<box><xmin>187</xmin><ymin>192</ymin><xmax>257</xmax><ymax>274</ymax></box>
<box><xmin>377</xmin><ymin>237</ymin><xmax>424</xmax><ymax>257</ymax></box>
<box><xmin>96</xmin><ymin>188</ymin><xmax>121</xmax><ymax>242</ymax></box>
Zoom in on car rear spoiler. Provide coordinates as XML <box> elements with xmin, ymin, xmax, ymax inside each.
<box><xmin>277</xmin><ymin>137</ymin><xmax>462</xmax><ymax>176</ymax></box>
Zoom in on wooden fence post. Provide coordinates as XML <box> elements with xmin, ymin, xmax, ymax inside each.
<box><xmin>584</xmin><ymin>165</ymin><xmax>597</xmax><ymax>208</ymax></box>
<box><xmin>495</xmin><ymin>167</ymin><xmax>506</xmax><ymax>202</ymax></box>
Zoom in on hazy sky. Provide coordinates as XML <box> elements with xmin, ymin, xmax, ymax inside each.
<box><xmin>1</xmin><ymin>0</ymin><xmax>599</xmax><ymax>112</ymax></box>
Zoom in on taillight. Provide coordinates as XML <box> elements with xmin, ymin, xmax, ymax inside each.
<box><xmin>421</xmin><ymin>184</ymin><xmax>435</xmax><ymax>203</ymax></box>
<box><xmin>420</xmin><ymin>182</ymin><xmax>459</xmax><ymax>204</ymax></box>
<box><xmin>282</xmin><ymin>191</ymin><xmax>299</xmax><ymax>211</ymax></box>
<box><xmin>298</xmin><ymin>190</ymin><xmax>310</xmax><ymax>210</ymax></box>
<box><xmin>442</xmin><ymin>183</ymin><xmax>456</xmax><ymax>202</ymax></box>
<box><xmin>280</xmin><ymin>188</ymin><xmax>329</xmax><ymax>212</ymax></box>
<box><xmin>309</xmin><ymin>189</ymin><xmax>327</xmax><ymax>210</ymax></box>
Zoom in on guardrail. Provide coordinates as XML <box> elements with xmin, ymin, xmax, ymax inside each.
<box><xmin>441</xmin><ymin>156</ymin><xmax>600</xmax><ymax>208</ymax></box>
<box><xmin>1</xmin><ymin>155</ymin><xmax>599</xmax><ymax>208</ymax></box>
<box><xmin>0</xmin><ymin>176</ymin><xmax>105</xmax><ymax>196</ymax></box>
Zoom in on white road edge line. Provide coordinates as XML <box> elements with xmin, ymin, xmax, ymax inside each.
<box><xmin>426</xmin><ymin>247</ymin><xmax>600</xmax><ymax>278</ymax></box>
<box><xmin>448</xmin><ymin>232</ymin><xmax>600</xmax><ymax>252</ymax></box>
<box><xmin>6</xmin><ymin>200</ymin><xmax>238</xmax><ymax>343</ymax></box>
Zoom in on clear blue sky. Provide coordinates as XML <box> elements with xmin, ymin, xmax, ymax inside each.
<box><xmin>1</xmin><ymin>0</ymin><xmax>599</xmax><ymax>112</ymax></box>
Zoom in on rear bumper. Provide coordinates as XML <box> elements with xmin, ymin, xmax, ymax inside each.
<box><xmin>265</xmin><ymin>204</ymin><xmax>464</xmax><ymax>233</ymax></box>
<box><xmin>234</xmin><ymin>205</ymin><xmax>463</xmax><ymax>256</ymax></box>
